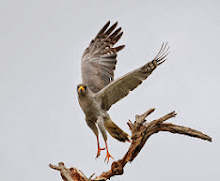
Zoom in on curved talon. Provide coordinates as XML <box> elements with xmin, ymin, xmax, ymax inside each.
<box><xmin>104</xmin><ymin>150</ymin><xmax>114</xmax><ymax>163</ymax></box>
<box><xmin>96</xmin><ymin>147</ymin><xmax>105</xmax><ymax>158</ymax></box>
<box><xmin>104</xmin><ymin>140</ymin><xmax>114</xmax><ymax>163</ymax></box>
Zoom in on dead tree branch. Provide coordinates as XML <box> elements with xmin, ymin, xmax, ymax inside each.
<box><xmin>49</xmin><ymin>108</ymin><xmax>212</xmax><ymax>181</ymax></box>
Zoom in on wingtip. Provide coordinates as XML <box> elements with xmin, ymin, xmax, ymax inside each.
<box><xmin>153</xmin><ymin>42</ymin><xmax>170</xmax><ymax>64</ymax></box>
<box><xmin>114</xmin><ymin>21</ymin><xmax>118</xmax><ymax>26</ymax></box>
<box><xmin>110</xmin><ymin>22</ymin><xmax>118</xmax><ymax>31</ymax></box>
<box><xmin>103</xmin><ymin>21</ymin><xmax>111</xmax><ymax>29</ymax></box>
<box><xmin>106</xmin><ymin>20</ymin><xmax>111</xmax><ymax>25</ymax></box>
<box><xmin>115</xmin><ymin>45</ymin><xmax>125</xmax><ymax>52</ymax></box>
<box><xmin>158</xmin><ymin>59</ymin><xmax>167</xmax><ymax>65</ymax></box>
<box><xmin>96</xmin><ymin>21</ymin><xmax>111</xmax><ymax>38</ymax></box>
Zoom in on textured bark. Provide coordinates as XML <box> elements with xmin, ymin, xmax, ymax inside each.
<box><xmin>49</xmin><ymin>108</ymin><xmax>212</xmax><ymax>181</ymax></box>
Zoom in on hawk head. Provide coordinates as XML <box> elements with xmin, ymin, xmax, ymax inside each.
<box><xmin>77</xmin><ymin>84</ymin><xmax>88</xmax><ymax>95</ymax></box>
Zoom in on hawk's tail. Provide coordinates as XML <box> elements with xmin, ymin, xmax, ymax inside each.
<box><xmin>104</xmin><ymin>118</ymin><xmax>130</xmax><ymax>142</ymax></box>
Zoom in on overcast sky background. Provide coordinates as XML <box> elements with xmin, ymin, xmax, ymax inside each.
<box><xmin>1</xmin><ymin>0</ymin><xmax>220</xmax><ymax>181</ymax></box>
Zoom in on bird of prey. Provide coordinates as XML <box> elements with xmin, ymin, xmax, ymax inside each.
<box><xmin>77</xmin><ymin>21</ymin><xmax>169</xmax><ymax>162</ymax></box>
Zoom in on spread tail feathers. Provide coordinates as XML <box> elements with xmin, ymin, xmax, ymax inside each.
<box><xmin>104</xmin><ymin>118</ymin><xmax>130</xmax><ymax>142</ymax></box>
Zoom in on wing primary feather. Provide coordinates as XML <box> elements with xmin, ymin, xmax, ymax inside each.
<box><xmin>155</xmin><ymin>42</ymin><xmax>164</xmax><ymax>58</ymax></box>
<box><xmin>156</xmin><ymin>51</ymin><xmax>169</xmax><ymax>61</ymax></box>
<box><xmin>158</xmin><ymin>43</ymin><xmax>169</xmax><ymax>58</ymax></box>
<box><xmin>114</xmin><ymin>32</ymin><xmax>123</xmax><ymax>44</ymax></box>
<box><xmin>157</xmin><ymin>52</ymin><xmax>169</xmax><ymax>61</ymax></box>
<box><xmin>114</xmin><ymin>45</ymin><xmax>125</xmax><ymax>52</ymax></box>
<box><xmin>154</xmin><ymin>42</ymin><xmax>166</xmax><ymax>59</ymax></box>
<box><xmin>95</xmin><ymin>21</ymin><xmax>110</xmax><ymax>39</ymax></box>
<box><xmin>158</xmin><ymin>59</ymin><xmax>167</xmax><ymax>65</ymax></box>
<box><xmin>98</xmin><ymin>27</ymin><xmax>122</xmax><ymax>51</ymax></box>
<box><xmin>108</xmin><ymin>27</ymin><xmax>122</xmax><ymax>41</ymax></box>
<box><xmin>153</xmin><ymin>42</ymin><xmax>169</xmax><ymax>64</ymax></box>
<box><xmin>104</xmin><ymin>22</ymin><xmax>118</xmax><ymax>37</ymax></box>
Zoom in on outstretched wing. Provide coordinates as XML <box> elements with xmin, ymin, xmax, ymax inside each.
<box><xmin>96</xmin><ymin>43</ymin><xmax>169</xmax><ymax>110</ymax></box>
<box><xmin>81</xmin><ymin>21</ymin><xmax>125</xmax><ymax>93</ymax></box>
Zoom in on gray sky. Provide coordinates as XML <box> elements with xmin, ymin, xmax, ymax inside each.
<box><xmin>1</xmin><ymin>0</ymin><xmax>220</xmax><ymax>180</ymax></box>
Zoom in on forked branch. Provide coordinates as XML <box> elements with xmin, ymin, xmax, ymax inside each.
<box><xmin>49</xmin><ymin>108</ymin><xmax>212</xmax><ymax>181</ymax></box>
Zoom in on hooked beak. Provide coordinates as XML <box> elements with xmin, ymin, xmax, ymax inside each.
<box><xmin>78</xmin><ymin>85</ymin><xmax>85</xmax><ymax>92</ymax></box>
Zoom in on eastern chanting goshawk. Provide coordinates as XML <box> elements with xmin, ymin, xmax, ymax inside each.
<box><xmin>77</xmin><ymin>21</ymin><xmax>169</xmax><ymax>162</ymax></box>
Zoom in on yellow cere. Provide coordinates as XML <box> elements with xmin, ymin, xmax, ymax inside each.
<box><xmin>78</xmin><ymin>85</ymin><xmax>85</xmax><ymax>92</ymax></box>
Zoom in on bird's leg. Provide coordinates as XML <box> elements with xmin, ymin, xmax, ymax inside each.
<box><xmin>104</xmin><ymin>140</ymin><xmax>114</xmax><ymax>163</ymax></box>
<box><xmin>96</xmin><ymin>135</ymin><xmax>105</xmax><ymax>158</ymax></box>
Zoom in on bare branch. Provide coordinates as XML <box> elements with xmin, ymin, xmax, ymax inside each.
<box><xmin>49</xmin><ymin>108</ymin><xmax>212</xmax><ymax>181</ymax></box>
<box><xmin>158</xmin><ymin>123</ymin><xmax>212</xmax><ymax>141</ymax></box>
<box><xmin>135</xmin><ymin>107</ymin><xmax>155</xmax><ymax>124</ymax></box>
<box><xmin>49</xmin><ymin>162</ymin><xmax>87</xmax><ymax>181</ymax></box>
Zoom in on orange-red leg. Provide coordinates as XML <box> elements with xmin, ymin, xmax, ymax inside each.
<box><xmin>96</xmin><ymin>136</ymin><xmax>105</xmax><ymax>158</ymax></box>
<box><xmin>104</xmin><ymin>140</ymin><xmax>114</xmax><ymax>163</ymax></box>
